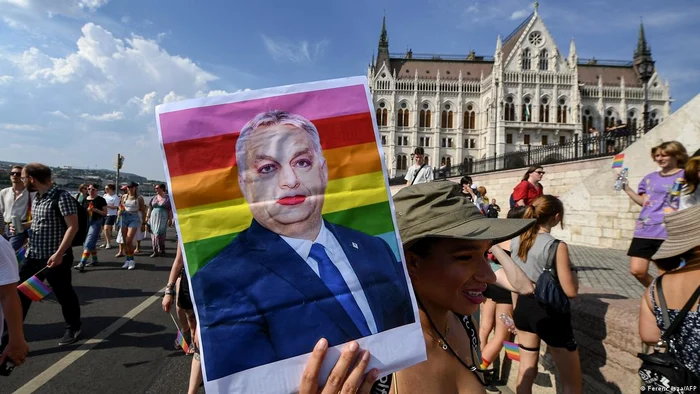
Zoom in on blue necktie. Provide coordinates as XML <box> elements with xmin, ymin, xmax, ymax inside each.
<box><xmin>309</xmin><ymin>243</ymin><xmax>371</xmax><ymax>337</ymax></box>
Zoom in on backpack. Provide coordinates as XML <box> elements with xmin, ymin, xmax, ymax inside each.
<box><xmin>509</xmin><ymin>193</ymin><xmax>516</xmax><ymax>209</ymax></box>
<box><xmin>51</xmin><ymin>190</ymin><xmax>89</xmax><ymax>247</ymax></box>
<box><xmin>638</xmin><ymin>277</ymin><xmax>700</xmax><ymax>391</ymax></box>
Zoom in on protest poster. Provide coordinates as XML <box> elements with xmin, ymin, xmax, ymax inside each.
<box><xmin>156</xmin><ymin>76</ymin><xmax>425</xmax><ymax>393</ymax></box>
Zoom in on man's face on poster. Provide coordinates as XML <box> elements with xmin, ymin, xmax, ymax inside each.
<box><xmin>239</xmin><ymin>124</ymin><xmax>328</xmax><ymax>235</ymax></box>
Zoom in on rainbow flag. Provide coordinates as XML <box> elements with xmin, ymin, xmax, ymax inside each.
<box><xmin>157</xmin><ymin>77</ymin><xmax>399</xmax><ymax>277</ymax></box>
<box><xmin>176</xmin><ymin>330</ymin><xmax>190</xmax><ymax>354</ymax></box>
<box><xmin>504</xmin><ymin>341</ymin><xmax>520</xmax><ymax>362</ymax></box>
<box><xmin>17</xmin><ymin>275</ymin><xmax>51</xmax><ymax>301</ymax></box>
<box><xmin>612</xmin><ymin>153</ymin><xmax>625</xmax><ymax>169</ymax></box>
<box><xmin>15</xmin><ymin>245</ymin><xmax>26</xmax><ymax>263</ymax></box>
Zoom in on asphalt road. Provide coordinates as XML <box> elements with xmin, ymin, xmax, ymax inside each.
<box><xmin>3</xmin><ymin>231</ymin><xmax>201</xmax><ymax>394</ymax></box>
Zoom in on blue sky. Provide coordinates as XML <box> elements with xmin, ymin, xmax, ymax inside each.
<box><xmin>0</xmin><ymin>0</ymin><xmax>698</xmax><ymax>180</ymax></box>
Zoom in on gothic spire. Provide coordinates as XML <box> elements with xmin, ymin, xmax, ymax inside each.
<box><xmin>379</xmin><ymin>13</ymin><xmax>388</xmax><ymax>48</ymax></box>
<box><xmin>635</xmin><ymin>19</ymin><xmax>651</xmax><ymax>58</ymax></box>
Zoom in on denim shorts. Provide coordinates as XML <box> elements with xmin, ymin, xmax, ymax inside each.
<box><xmin>120</xmin><ymin>212</ymin><xmax>141</xmax><ymax>229</ymax></box>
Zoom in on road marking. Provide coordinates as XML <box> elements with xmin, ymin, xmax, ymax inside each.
<box><xmin>14</xmin><ymin>287</ymin><xmax>165</xmax><ymax>394</ymax></box>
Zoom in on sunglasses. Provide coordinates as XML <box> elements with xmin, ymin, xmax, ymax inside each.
<box><xmin>10</xmin><ymin>172</ymin><xmax>21</xmax><ymax>176</ymax></box>
<box><xmin>536</xmin><ymin>171</ymin><xmax>546</xmax><ymax>175</ymax></box>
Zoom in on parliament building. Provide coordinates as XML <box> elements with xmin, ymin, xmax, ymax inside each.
<box><xmin>368</xmin><ymin>5</ymin><xmax>671</xmax><ymax>177</ymax></box>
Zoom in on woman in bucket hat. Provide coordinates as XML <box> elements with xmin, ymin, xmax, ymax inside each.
<box><xmin>298</xmin><ymin>181</ymin><xmax>535</xmax><ymax>394</ymax></box>
<box><xmin>639</xmin><ymin>203</ymin><xmax>700</xmax><ymax>379</ymax></box>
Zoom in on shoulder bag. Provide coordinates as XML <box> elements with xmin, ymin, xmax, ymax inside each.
<box><xmin>533</xmin><ymin>239</ymin><xmax>571</xmax><ymax>314</ymax></box>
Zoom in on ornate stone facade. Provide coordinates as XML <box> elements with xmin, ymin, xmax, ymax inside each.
<box><xmin>369</xmin><ymin>6</ymin><xmax>671</xmax><ymax>178</ymax></box>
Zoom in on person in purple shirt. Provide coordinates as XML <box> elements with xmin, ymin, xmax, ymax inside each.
<box><xmin>622</xmin><ymin>141</ymin><xmax>688</xmax><ymax>286</ymax></box>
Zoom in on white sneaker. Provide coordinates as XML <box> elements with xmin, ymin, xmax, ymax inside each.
<box><xmin>121</xmin><ymin>261</ymin><xmax>129</xmax><ymax>269</ymax></box>
<box><xmin>127</xmin><ymin>260</ymin><xmax>136</xmax><ymax>270</ymax></box>
<box><xmin>73</xmin><ymin>262</ymin><xmax>85</xmax><ymax>272</ymax></box>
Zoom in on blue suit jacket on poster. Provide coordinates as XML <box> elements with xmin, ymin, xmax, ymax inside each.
<box><xmin>191</xmin><ymin>219</ymin><xmax>415</xmax><ymax>381</ymax></box>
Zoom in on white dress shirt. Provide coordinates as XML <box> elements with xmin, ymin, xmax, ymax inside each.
<box><xmin>280</xmin><ymin>222</ymin><xmax>378</xmax><ymax>334</ymax></box>
<box><xmin>0</xmin><ymin>187</ymin><xmax>35</xmax><ymax>223</ymax></box>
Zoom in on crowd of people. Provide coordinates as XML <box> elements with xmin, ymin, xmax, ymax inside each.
<box><xmin>0</xmin><ymin>138</ymin><xmax>698</xmax><ymax>393</ymax></box>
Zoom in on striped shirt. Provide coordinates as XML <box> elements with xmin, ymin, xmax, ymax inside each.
<box><xmin>27</xmin><ymin>186</ymin><xmax>77</xmax><ymax>259</ymax></box>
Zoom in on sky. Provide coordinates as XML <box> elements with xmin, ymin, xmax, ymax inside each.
<box><xmin>0</xmin><ymin>0</ymin><xmax>698</xmax><ymax>181</ymax></box>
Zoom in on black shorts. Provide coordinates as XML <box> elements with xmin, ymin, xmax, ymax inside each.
<box><xmin>104</xmin><ymin>215</ymin><xmax>117</xmax><ymax>226</ymax></box>
<box><xmin>177</xmin><ymin>270</ymin><xmax>194</xmax><ymax>311</ymax></box>
<box><xmin>627</xmin><ymin>238</ymin><xmax>664</xmax><ymax>260</ymax></box>
<box><xmin>512</xmin><ymin>294</ymin><xmax>577</xmax><ymax>351</ymax></box>
<box><xmin>482</xmin><ymin>283</ymin><xmax>513</xmax><ymax>304</ymax></box>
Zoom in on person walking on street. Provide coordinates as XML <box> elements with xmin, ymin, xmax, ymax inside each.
<box><xmin>0</xmin><ymin>165</ymin><xmax>34</xmax><ymax>251</ymax></box>
<box><xmin>511</xmin><ymin>166</ymin><xmax>545</xmax><ymax>208</ymax></box>
<box><xmin>146</xmin><ymin>183</ymin><xmax>172</xmax><ymax>258</ymax></box>
<box><xmin>10</xmin><ymin>163</ymin><xmax>82</xmax><ymax>345</ymax></box>
<box><xmin>118</xmin><ymin>182</ymin><xmax>147</xmax><ymax>270</ymax></box>
<box><xmin>0</xmin><ymin>236</ymin><xmax>29</xmax><ymax>370</ymax></box>
<box><xmin>101</xmin><ymin>184</ymin><xmax>119</xmax><ymax>249</ymax></box>
<box><xmin>622</xmin><ymin>141</ymin><xmax>687</xmax><ymax>286</ymax></box>
<box><xmin>74</xmin><ymin>184</ymin><xmax>108</xmax><ymax>272</ymax></box>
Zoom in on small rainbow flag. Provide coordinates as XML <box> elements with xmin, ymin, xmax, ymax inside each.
<box><xmin>176</xmin><ymin>330</ymin><xmax>190</xmax><ymax>354</ymax></box>
<box><xmin>15</xmin><ymin>245</ymin><xmax>26</xmax><ymax>263</ymax></box>
<box><xmin>17</xmin><ymin>275</ymin><xmax>52</xmax><ymax>301</ymax></box>
<box><xmin>504</xmin><ymin>341</ymin><xmax>520</xmax><ymax>362</ymax></box>
<box><xmin>612</xmin><ymin>153</ymin><xmax>625</xmax><ymax>169</ymax></box>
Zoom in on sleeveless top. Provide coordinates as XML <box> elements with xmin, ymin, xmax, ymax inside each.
<box><xmin>123</xmin><ymin>196</ymin><xmax>140</xmax><ymax>213</ymax></box>
<box><xmin>649</xmin><ymin>278</ymin><xmax>700</xmax><ymax>376</ymax></box>
<box><xmin>370</xmin><ymin>314</ymin><xmax>486</xmax><ymax>393</ymax></box>
<box><xmin>510</xmin><ymin>232</ymin><xmax>557</xmax><ymax>283</ymax></box>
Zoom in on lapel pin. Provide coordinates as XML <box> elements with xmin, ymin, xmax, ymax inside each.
<box><xmin>352</xmin><ymin>242</ymin><xmax>359</xmax><ymax>249</ymax></box>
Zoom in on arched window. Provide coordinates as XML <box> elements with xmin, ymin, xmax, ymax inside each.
<box><xmin>650</xmin><ymin>111</ymin><xmax>659</xmax><ymax>128</ymax></box>
<box><xmin>504</xmin><ymin>97</ymin><xmax>515</xmax><ymax>121</ymax></box>
<box><xmin>397</xmin><ymin>108</ymin><xmax>410</xmax><ymax>127</ymax></box>
<box><xmin>375</xmin><ymin>105</ymin><xmax>388</xmax><ymax>126</ymax></box>
<box><xmin>441</xmin><ymin>109</ymin><xmax>454</xmax><ymax>128</ymax></box>
<box><xmin>539</xmin><ymin>49</ymin><xmax>549</xmax><ymax>71</ymax></box>
<box><xmin>582</xmin><ymin>109</ymin><xmax>594</xmax><ymax>133</ymax></box>
<box><xmin>604</xmin><ymin>109</ymin><xmax>617</xmax><ymax>129</ymax></box>
<box><xmin>557</xmin><ymin>98</ymin><xmax>567</xmax><ymax>123</ymax></box>
<box><xmin>463</xmin><ymin>157</ymin><xmax>474</xmax><ymax>173</ymax></box>
<box><xmin>522</xmin><ymin>96</ymin><xmax>532</xmax><ymax>122</ymax></box>
<box><xmin>419</xmin><ymin>109</ymin><xmax>432</xmax><ymax>128</ymax></box>
<box><xmin>441</xmin><ymin>157</ymin><xmax>452</xmax><ymax>167</ymax></box>
<box><xmin>463</xmin><ymin>104</ymin><xmax>476</xmax><ymax>129</ymax></box>
<box><xmin>539</xmin><ymin>97</ymin><xmax>550</xmax><ymax>123</ymax></box>
<box><xmin>424</xmin><ymin>155</ymin><xmax>430</xmax><ymax>165</ymax></box>
<box><xmin>397</xmin><ymin>155</ymin><xmax>408</xmax><ymax>171</ymax></box>
<box><xmin>627</xmin><ymin>110</ymin><xmax>638</xmax><ymax>131</ymax></box>
<box><xmin>522</xmin><ymin>48</ymin><xmax>531</xmax><ymax>70</ymax></box>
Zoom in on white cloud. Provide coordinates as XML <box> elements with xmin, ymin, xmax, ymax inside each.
<box><xmin>0</xmin><ymin>75</ymin><xmax>13</xmax><ymax>84</ymax></box>
<box><xmin>261</xmin><ymin>35</ymin><xmax>329</xmax><ymax>63</ymax></box>
<box><xmin>80</xmin><ymin>111</ymin><xmax>124</xmax><ymax>121</ymax></box>
<box><xmin>48</xmin><ymin>110</ymin><xmax>69</xmax><ymax>119</ymax></box>
<box><xmin>120</xmin><ymin>15</ymin><xmax>130</xmax><ymax>24</ymax></box>
<box><xmin>163</xmin><ymin>91</ymin><xmax>186</xmax><ymax>104</ymax></box>
<box><xmin>510</xmin><ymin>8</ymin><xmax>530</xmax><ymax>20</ymax></box>
<box><xmin>0</xmin><ymin>123</ymin><xmax>43</xmax><ymax>131</ymax></box>
<box><xmin>4</xmin><ymin>0</ymin><xmax>109</xmax><ymax>18</ymax></box>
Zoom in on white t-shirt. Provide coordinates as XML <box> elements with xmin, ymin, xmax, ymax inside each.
<box><xmin>103</xmin><ymin>193</ymin><xmax>120</xmax><ymax>216</ymax></box>
<box><xmin>405</xmin><ymin>164</ymin><xmax>434</xmax><ymax>185</ymax></box>
<box><xmin>679</xmin><ymin>186</ymin><xmax>700</xmax><ymax>211</ymax></box>
<box><xmin>0</xmin><ymin>236</ymin><xmax>20</xmax><ymax>339</ymax></box>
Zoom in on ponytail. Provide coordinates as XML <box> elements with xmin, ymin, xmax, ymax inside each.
<box><xmin>516</xmin><ymin>195</ymin><xmax>564</xmax><ymax>262</ymax></box>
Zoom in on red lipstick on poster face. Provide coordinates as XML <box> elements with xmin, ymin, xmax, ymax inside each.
<box><xmin>277</xmin><ymin>195</ymin><xmax>306</xmax><ymax>206</ymax></box>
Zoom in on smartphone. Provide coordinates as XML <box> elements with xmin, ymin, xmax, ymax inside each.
<box><xmin>0</xmin><ymin>358</ymin><xmax>15</xmax><ymax>376</ymax></box>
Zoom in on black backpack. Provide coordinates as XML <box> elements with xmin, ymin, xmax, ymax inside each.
<box><xmin>51</xmin><ymin>190</ymin><xmax>89</xmax><ymax>247</ymax></box>
<box><xmin>638</xmin><ymin>277</ymin><xmax>700</xmax><ymax>391</ymax></box>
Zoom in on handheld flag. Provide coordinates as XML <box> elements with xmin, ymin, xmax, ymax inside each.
<box><xmin>15</xmin><ymin>245</ymin><xmax>26</xmax><ymax>264</ymax></box>
<box><xmin>612</xmin><ymin>153</ymin><xmax>625</xmax><ymax>169</ymax></box>
<box><xmin>18</xmin><ymin>275</ymin><xmax>52</xmax><ymax>301</ymax></box>
<box><xmin>169</xmin><ymin>313</ymin><xmax>190</xmax><ymax>354</ymax></box>
<box><xmin>504</xmin><ymin>341</ymin><xmax>521</xmax><ymax>362</ymax></box>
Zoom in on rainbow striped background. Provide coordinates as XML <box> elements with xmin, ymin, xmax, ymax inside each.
<box><xmin>157</xmin><ymin>78</ymin><xmax>399</xmax><ymax>277</ymax></box>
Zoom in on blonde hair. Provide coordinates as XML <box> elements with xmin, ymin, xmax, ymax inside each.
<box><xmin>477</xmin><ymin>186</ymin><xmax>487</xmax><ymax>200</ymax></box>
<box><xmin>517</xmin><ymin>195</ymin><xmax>564</xmax><ymax>262</ymax></box>
<box><xmin>651</xmin><ymin>141</ymin><xmax>688</xmax><ymax>168</ymax></box>
<box><xmin>685</xmin><ymin>157</ymin><xmax>700</xmax><ymax>195</ymax></box>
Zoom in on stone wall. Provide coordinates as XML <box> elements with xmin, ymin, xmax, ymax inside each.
<box><xmin>389</xmin><ymin>94</ymin><xmax>700</xmax><ymax>250</ymax></box>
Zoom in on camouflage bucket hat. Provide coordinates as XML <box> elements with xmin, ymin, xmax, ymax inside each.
<box><xmin>393</xmin><ymin>181</ymin><xmax>535</xmax><ymax>246</ymax></box>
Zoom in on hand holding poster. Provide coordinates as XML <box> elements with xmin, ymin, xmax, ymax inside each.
<box><xmin>156</xmin><ymin>77</ymin><xmax>424</xmax><ymax>393</ymax></box>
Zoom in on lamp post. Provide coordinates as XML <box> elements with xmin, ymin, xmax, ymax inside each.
<box><xmin>639</xmin><ymin>60</ymin><xmax>654</xmax><ymax>134</ymax></box>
